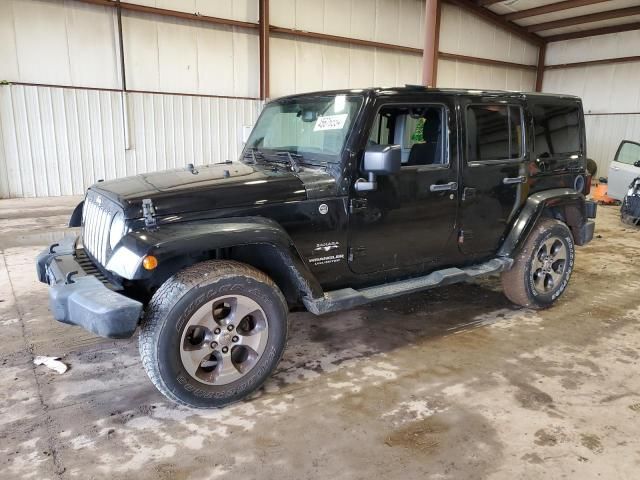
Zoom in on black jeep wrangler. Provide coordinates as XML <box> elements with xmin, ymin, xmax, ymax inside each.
<box><xmin>37</xmin><ymin>87</ymin><xmax>596</xmax><ymax>408</ymax></box>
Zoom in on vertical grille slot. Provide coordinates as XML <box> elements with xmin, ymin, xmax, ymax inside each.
<box><xmin>82</xmin><ymin>191</ymin><xmax>122</xmax><ymax>266</ymax></box>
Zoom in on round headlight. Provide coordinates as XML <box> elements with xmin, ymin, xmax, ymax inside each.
<box><xmin>109</xmin><ymin>212</ymin><xmax>126</xmax><ymax>249</ymax></box>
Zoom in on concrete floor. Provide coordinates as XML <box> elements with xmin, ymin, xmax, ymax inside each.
<box><xmin>1</xmin><ymin>197</ymin><xmax>639</xmax><ymax>480</ymax></box>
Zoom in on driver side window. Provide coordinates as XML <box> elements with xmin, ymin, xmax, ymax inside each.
<box><xmin>368</xmin><ymin>105</ymin><xmax>447</xmax><ymax>167</ymax></box>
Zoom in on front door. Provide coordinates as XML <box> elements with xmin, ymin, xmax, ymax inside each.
<box><xmin>348</xmin><ymin>99</ymin><xmax>459</xmax><ymax>275</ymax></box>
<box><xmin>459</xmin><ymin>97</ymin><xmax>528</xmax><ymax>257</ymax></box>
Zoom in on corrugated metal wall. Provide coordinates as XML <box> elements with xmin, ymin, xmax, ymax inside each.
<box><xmin>0</xmin><ymin>85</ymin><xmax>262</xmax><ymax>198</ymax></box>
<box><xmin>437</xmin><ymin>3</ymin><xmax>538</xmax><ymax>91</ymax></box>
<box><xmin>543</xmin><ymin>30</ymin><xmax>640</xmax><ymax>174</ymax></box>
<box><xmin>269</xmin><ymin>0</ymin><xmax>425</xmax><ymax>97</ymax></box>
<box><xmin>0</xmin><ymin>0</ymin><xmax>543</xmax><ymax>198</ymax></box>
<box><xmin>0</xmin><ymin>0</ymin><xmax>262</xmax><ymax>198</ymax></box>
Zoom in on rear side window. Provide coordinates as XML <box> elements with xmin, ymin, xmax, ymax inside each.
<box><xmin>466</xmin><ymin>105</ymin><xmax>523</xmax><ymax>162</ymax></box>
<box><xmin>531</xmin><ymin>102</ymin><xmax>581</xmax><ymax>157</ymax></box>
<box><xmin>615</xmin><ymin>141</ymin><xmax>640</xmax><ymax>165</ymax></box>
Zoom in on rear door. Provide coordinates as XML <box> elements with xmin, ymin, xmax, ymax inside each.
<box><xmin>608</xmin><ymin>141</ymin><xmax>640</xmax><ymax>200</ymax></box>
<box><xmin>459</xmin><ymin>96</ymin><xmax>527</xmax><ymax>257</ymax></box>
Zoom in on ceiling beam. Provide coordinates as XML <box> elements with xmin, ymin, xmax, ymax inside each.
<box><xmin>445</xmin><ymin>0</ymin><xmax>544</xmax><ymax>45</ymax></box>
<box><xmin>504</xmin><ymin>0</ymin><xmax>610</xmax><ymax>22</ymax></box>
<box><xmin>527</xmin><ymin>5</ymin><xmax>640</xmax><ymax>32</ymax></box>
<box><xmin>545</xmin><ymin>21</ymin><xmax>640</xmax><ymax>41</ymax></box>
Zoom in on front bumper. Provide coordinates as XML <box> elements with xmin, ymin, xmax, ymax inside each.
<box><xmin>36</xmin><ymin>237</ymin><xmax>143</xmax><ymax>339</ymax></box>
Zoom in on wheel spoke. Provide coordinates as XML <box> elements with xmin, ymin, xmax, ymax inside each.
<box><xmin>238</xmin><ymin>329</ymin><xmax>265</xmax><ymax>353</ymax></box>
<box><xmin>231</xmin><ymin>298</ymin><xmax>263</xmax><ymax>326</ymax></box>
<box><xmin>543</xmin><ymin>273</ymin><xmax>554</xmax><ymax>292</ymax></box>
<box><xmin>551</xmin><ymin>242</ymin><xmax>567</xmax><ymax>262</ymax></box>
<box><xmin>215</xmin><ymin>355</ymin><xmax>243</xmax><ymax>384</ymax></box>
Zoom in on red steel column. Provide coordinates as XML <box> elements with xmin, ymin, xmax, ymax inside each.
<box><xmin>259</xmin><ymin>0</ymin><xmax>270</xmax><ymax>99</ymax></box>
<box><xmin>422</xmin><ymin>0</ymin><xmax>441</xmax><ymax>87</ymax></box>
<box><xmin>535</xmin><ymin>43</ymin><xmax>547</xmax><ymax>92</ymax></box>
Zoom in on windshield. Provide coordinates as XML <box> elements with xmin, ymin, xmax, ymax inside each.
<box><xmin>244</xmin><ymin>94</ymin><xmax>363</xmax><ymax>163</ymax></box>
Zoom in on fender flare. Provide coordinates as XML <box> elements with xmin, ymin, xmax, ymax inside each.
<box><xmin>68</xmin><ymin>201</ymin><xmax>84</xmax><ymax>227</ymax></box>
<box><xmin>105</xmin><ymin>216</ymin><xmax>323</xmax><ymax>299</ymax></box>
<box><xmin>498</xmin><ymin>188</ymin><xmax>588</xmax><ymax>258</ymax></box>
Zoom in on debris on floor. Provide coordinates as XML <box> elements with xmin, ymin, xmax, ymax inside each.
<box><xmin>33</xmin><ymin>356</ymin><xmax>68</xmax><ymax>374</ymax></box>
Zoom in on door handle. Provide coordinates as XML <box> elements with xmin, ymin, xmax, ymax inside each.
<box><xmin>429</xmin><ymin>181</ymin><xmax>457</xmax><ymax>192</ymax></box>
<box><xmin>502</xmin><ymin>176</ymin><xmax>526</xmax><ymax>185</ymax></box>
<box><xmin>612</xmin><ymin>166</ymin><xmax>620</xmax><ymax>171</ymax></box>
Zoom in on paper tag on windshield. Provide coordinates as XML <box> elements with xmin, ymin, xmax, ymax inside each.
<box><xmin>314</xmin><ymin>114</ymin><xmax>348</xmax><ymax>131</ymax></box>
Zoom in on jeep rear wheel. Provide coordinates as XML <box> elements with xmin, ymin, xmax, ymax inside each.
<box><xmin>139</xmin><ymin>260</ymin><xmax>288</xmax><ymax>408</ymax></box>
<box><xmin>501</xmin><ymin>218</ymin><xmax>575</xmax><ymax>309</ymax></box>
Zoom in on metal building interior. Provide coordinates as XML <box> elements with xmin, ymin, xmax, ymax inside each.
<box><xmin>1</xmin><ymin>0</ymin><xmax>639</xmax><ymax>478</ymax></box>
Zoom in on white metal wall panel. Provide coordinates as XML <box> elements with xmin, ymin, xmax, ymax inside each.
<box><xmin>436</xmin><ymin>59</ymin><xmax>537</xmax><ymax>91</ymax></box>
<box><xmin>584</xmin><ymin>115</ymin><xmax>640</xmax><ymax>176</ymax></box>
<box><xmin>546</xmin><ymin>30</ymin><xmax>640</xmax><ymax>65</ymax></box>
<box><xmin>270</xmin><ymin>0</ymin><xmax>425</xmax><ymax>49</ymax></box>
<box><xmin>439</xmin><ymin>3</ymin><xmax>539</xmax><ymax>66</ymax></box>
<box><xmin>128</xmin><ymin>0</ymin><xmax>259</xmax><ymax>23</ymax></box>
<box><xmin>543</xmin><ymin>63</ymin><xmax>640</xmax><ymax>114</ymax></box>
<box><xmin>0</xmin><ymin>85</ymin><xmax>263</xmax><ymax>198</ymax></box>
<box><xmin>122</xmin><ymin>11</ymin><xmax>260</xmax><ymax>97</ymax></box>
<box><xmin>1</xmin><ymin>0</ymin><xmax>120</xmax><ymax>89</ymax></box>
<box><xmin>269</xmin><ymin>35</ymin><xmax>422</xmax><ymax>98</ymax></box>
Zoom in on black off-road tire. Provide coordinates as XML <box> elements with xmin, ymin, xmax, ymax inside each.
<box><xmin>501</xmin><ymin>218</ymin><xmax>575</xmax><ymax>309</ymax></box>
<box><xmin>139</xmin><ymin>260</ymin><xmax>288</xmax><ymax>408</ymax></box>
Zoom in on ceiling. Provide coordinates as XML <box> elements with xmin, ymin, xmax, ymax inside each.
<box><xmin>476</xmin><ymin>0</ymin><xmax>640</xmax><ymax>41</ymax></box>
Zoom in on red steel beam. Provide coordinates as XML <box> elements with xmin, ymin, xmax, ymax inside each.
<box><xmin>545</xmin><ymin>21</ymin><xmax>640</xmax><ymax>42</ymax></box>
<box><xmin>269</xmin><ymin>26</ymin><xmax>424</xmax><ymax>54</ymax></box>
<box><xmin>545</xmin><ymin>55</ymin><xmax>640</xmax><ymax>70</ymax></box>
<box><xmin>438</xmin><ymin>52</ymin><xmax>537</xmax><ymax>70</ymax></box>
<box><xmin>445</xmin><ymin>0</ymin><xmax>544</xmax><ymax>45</ymax></box>
<box><xmin>527</xmin><ymin>6</ymin><xmax>640</xmax><ymax>32</ymax></box>
<box><xmin>74</xmin><ymin>0</ymin><xmax>258</xmax><ymax>29</ymax></box>
<box><xmin>504</xmin><ymin>0</ymin><xmax>611</xmax><ymax>21</ymax></box>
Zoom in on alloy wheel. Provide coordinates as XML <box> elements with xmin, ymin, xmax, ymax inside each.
<box><xmin>179</xmin><ymin>295</ymin><xmax>269</xmax><ymax>385</ymax></box>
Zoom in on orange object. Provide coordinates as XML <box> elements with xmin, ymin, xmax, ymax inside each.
<box><xmin>142</xmin><ymin>255</ymin><xmax>159</xmax><ymax>270</ymax></box>
<box><xmin>590</xmin><ymin>183</ymin><xmax>617</xmax><ymax>204</ymax></box>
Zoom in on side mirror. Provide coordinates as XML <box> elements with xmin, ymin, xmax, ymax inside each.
<box><xmin>355</xmin><ymin>144</ymin><xmax>402</xmax><ymax>192</ymax></box>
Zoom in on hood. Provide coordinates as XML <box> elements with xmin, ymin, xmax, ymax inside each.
<box><xmin>91</xmin><ymin>162</ymin><xmax>309</xmax><ymax>219</ymax></box>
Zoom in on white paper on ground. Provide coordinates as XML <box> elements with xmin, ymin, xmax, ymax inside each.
<box><xmin>33</xmin><ymin>356</ymin><xmax>68</xmax><ymax>374</ymax></box>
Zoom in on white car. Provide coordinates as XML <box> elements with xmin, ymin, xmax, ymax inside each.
<box><xmin>608</xmin><ymin>140</ymin><xmax>640</xmax><ymax>200</ymax></box>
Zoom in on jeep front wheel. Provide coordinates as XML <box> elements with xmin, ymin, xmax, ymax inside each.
<box><xmin>501</xmin><ymin>218</ymin><xmax>575</xmax><ymax>309</ymax></box>
<box><xmin>139</xmin><ymin>260</ymin><xmax>288</xmax><ymax>408</ymax></box>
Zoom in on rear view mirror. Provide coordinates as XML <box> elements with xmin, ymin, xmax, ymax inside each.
<box><xmin>355</xmin><ymin>144</ymin><xmax>401</xmax><ymax>192</ymax></box>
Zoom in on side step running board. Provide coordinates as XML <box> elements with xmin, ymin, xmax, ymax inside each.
<box><xmin>303</xmin><ymin>257</ymin><xmax>513</xmax><ymax>315</ymax></box>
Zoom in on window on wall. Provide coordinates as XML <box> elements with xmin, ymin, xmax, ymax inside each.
<box><xmin>531</xmin><ymin>102</ymin><xmax>581</xmax><ymax>158</ymax></box>
<box><xmin>466</xmin><ymin>105</ymin><xmax>523</xmax><ymax>162</ymax></box>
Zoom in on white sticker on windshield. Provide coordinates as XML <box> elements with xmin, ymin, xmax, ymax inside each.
<box><xmin>314</xmin><ymin>114</ymin><xmax>348</xmax><ymax>131</ymax></box>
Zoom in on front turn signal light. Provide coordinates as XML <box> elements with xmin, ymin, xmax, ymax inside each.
<box><xmin>142</xmin><ymin>255</ymin><xmax>158</xmax><ymax>270</ymax></box>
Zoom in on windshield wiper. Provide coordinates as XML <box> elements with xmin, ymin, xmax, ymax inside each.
<box><xmin>276</xmin><ymin>151</ymin><xmax>301</xmax><ymax>173</ymax></box>
<box><xmin>243</xmin><ymin>147</ymin><xmax>264</xmax><ymax>164</ymax></box>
